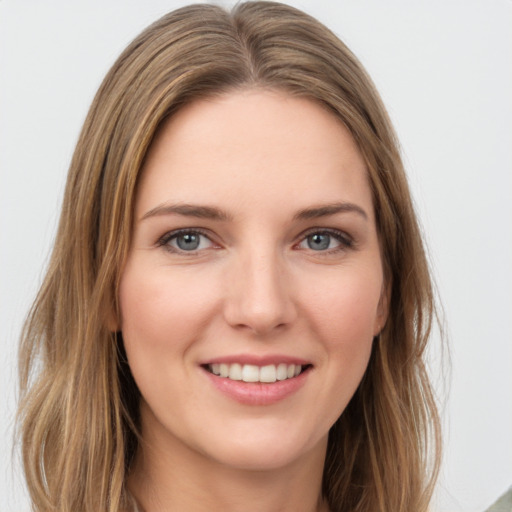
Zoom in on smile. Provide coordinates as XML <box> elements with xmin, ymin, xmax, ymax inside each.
<box><xmin>206</xmin><ymin>363</ymin><xmax>307</xmax><ymax>383</ymax></box>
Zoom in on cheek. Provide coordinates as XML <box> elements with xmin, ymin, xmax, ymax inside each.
<box><xmin>117</xmin><ymin>263</ymin><xmax>224</xmax><ymax>420</ymax></box>
<box><xmin>118</xmin><ymin>263</ymin><xmax>219</xmax><ymax>364</ymax></box>
<box><xmin>302</xmin><ymin>268</ymin><xmax>382</xmax><ymax>394</ymax></box>
<box><xmin>306</xmin><ymin>268</ymin><xmax>383</xmax><ymax>343</ymax></box>
<box><xmin>121</xmin><ymin>259</ymin><xmax>210</xmax><ymax>320</ymax></box>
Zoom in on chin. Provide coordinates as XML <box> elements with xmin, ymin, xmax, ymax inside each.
<box><xmin>198</xmin><ymin>425</ymin><xmax>327</xmax><ymax>472</ymax></box>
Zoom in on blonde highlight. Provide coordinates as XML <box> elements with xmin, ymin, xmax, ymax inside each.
<box><xmin>18</xmin><ymin>3</ymin><xmax>442</xmax><ymax>511</ymax></box>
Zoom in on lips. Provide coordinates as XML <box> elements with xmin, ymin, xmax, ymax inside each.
<box><xmin>201</xmin><ymin>356</ymin><xmax>313</xmax><ymax>405</ymax></box>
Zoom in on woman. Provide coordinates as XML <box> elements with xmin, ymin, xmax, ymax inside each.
<box><xmin>17</xmin><ymin>2</ymin><xmax>441</xmax><ymax>511</ymax></box>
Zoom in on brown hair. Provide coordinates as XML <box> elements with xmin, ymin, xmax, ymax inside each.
<box><xmin>18</xmin><ymin>2</ymin><xmax>441</xmax><ymax>511</ymax></box>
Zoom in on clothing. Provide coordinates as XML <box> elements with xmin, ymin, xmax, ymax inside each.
<box><xmin>127</xmin><ymin>487</ymin><xmax>512</xmax><ymax>511</ymax></box>
<box><xmin>485</xmin><ymin>486</ymin><xmax>512</xmax><ymax>512</ymax></box>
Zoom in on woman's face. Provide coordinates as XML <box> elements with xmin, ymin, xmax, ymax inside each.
<box><xmin>118</xmin><ymin>90</ymin><xmax>388</xmax><ymax>471</ymax></box>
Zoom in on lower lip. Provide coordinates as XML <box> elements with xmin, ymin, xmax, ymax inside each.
<box><xmin>202</xmin><ymin>367</ymin><xmax>311</xmax><ymax>406</ymax></box>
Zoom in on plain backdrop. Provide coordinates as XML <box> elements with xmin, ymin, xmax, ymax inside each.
<box><xmin>1</xmin><ymin>1</ymin><xmax>511</xmax><ymax>511</ymax></box>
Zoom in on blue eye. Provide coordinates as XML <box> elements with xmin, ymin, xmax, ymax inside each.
<box><xmin>175</xmin><ymin>232</ymin><xmax>201</xmax><ymax>250</ymax></box>
<box><xmin>298</xmin><ymin>230</ymin><xmax>352</xmax><ymax>252</ymax></box>
<box><xmin>307</xmin><ymin>233</ymin><xmax>332</xmax><ymax>251</ymax></box>
<box><xmin>159</xmin><ymin>230</ymin><xmax>214</xmax><ymax>252</ymax></box>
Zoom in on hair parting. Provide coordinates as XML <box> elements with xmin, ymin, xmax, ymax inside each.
<box><xmin>18</xmin><ymin>3</ymin><xmax>442</xmax><ymax>511</ymax></box>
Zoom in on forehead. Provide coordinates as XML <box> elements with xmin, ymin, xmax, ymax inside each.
<box><xmin>136</xmin><ymin>89</ymin><xmax>373</xmax><ymax>220</ymax></box>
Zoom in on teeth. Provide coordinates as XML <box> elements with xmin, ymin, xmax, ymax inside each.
<box><xmin>219</xmin><ymin>363</ymin><xmax>229</xmax><ymax>377</ymax></box>
<box><xmin>260</xmin><ymin>365</ymin><xmax>277</xmax><ymax>383</ymax></box>
<box><xmin>276</xmin><ymin>363</ymin><xmax>288</xmax><ymax>381</ymax></box>
<box><xmin>207</xmin><ymin>363</ymin><xmax>304</xmax><ymax>383</ymax></box>
<box><xmin>242</xmin><ymin>364</ymin><xmax>260</xmax><ymax>382</ymax></box>
<box><xmin>228</xmin><ymin>363</ymin><xmax>242</xmax><ymax>381</ymax></box>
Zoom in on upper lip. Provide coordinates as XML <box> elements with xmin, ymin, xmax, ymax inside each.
<box><xmin>200</xmin><ymin>354</ymin><xmax>312</xmax><ymax>367</ymax></box>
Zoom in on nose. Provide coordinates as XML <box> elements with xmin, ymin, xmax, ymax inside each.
<box><xmin>223</xmin><ymin>248</ymin><xmax>297</xmax><ymax>336</ymax></box>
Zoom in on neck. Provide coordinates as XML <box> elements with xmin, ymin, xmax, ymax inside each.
<box><xmin>127</xmin><ymin>406</ymin><xmax>330</xmax><ymax>512</ymax></box>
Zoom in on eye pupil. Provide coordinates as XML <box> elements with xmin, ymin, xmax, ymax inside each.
<box><xmin>177</xmin><ymin>233</ymin><xmax>200</xmax><ymax>250</ymax></box>
<box><xmin>307</xmin><ymin>233</ymin><xmax>330</xmax><ymax>250</ymax></box>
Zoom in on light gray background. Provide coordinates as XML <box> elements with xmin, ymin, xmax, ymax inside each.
<box><xmin>1</xmin><ymin>1</ymin><xmax>511</xmax><ymax>511</ymax></box>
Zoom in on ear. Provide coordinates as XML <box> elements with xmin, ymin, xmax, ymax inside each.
<box><xmin>104</xmin><ymin>297</ymin><xmax>121</xmax><ymax>333</ymax></box>
<box><xmin>373</xmin><ymin>282</ymin><xmax>390</xmax><ymax>336</ymax></box>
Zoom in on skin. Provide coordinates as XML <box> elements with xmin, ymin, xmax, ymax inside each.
<box><xmin>117</xmin><ymin>89</ymin><xmax>388</xmax><ymax>512</ymax></box>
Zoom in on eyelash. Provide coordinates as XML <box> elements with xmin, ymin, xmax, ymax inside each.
<box><xmin>156</xmin><ymin>228</ymin><xmax>215</xmax><ymax>254</ymax></box>
<box><xmin>156</xmin><ymin>228</ymin><xmax>354</xmax><ymax>254</ymax></box>
<box><xmin>297</xmin><ymin>228</ymin><xmax>354</xmax><ymax>253</ymax></box>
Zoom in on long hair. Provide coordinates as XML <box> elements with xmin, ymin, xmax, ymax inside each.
<box><xmin>17</xmin><ymin>2</ymin><xmax>441</xmax><ymax>511</ymax></box>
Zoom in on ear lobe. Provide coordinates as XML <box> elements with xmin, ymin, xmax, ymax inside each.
<box><xmin>106</xmin><ymin>313</ymin><xmax>119</xmax><ymax>333</ymax></box>
<box><xmin>373</xmin><ymin>283</ymin><xmax>390</xmax><ymax>336</ymax></box>
<box><xmin>104</xmin><ymin>299</ymin><xmax>120</xmax><ymax>333</ymax></box>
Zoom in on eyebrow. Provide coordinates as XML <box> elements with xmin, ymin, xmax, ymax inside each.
<box><xmin>293</xmin><ymin>202</ymin><xmax>368</xmax><ymax>221</ymax></box>
<box><xmin>141</xmin><ymin>203</ymin><xmax>232</xmax><ymax>222</ymax></box>
<box><xmin>140</xmin><ymin>201</ymin><xmax>368</xmax><ymax>223</ymax></box>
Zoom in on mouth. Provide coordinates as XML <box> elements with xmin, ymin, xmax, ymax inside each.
<box><xmin>203</xmin><ymin>363</ymin><xmax>312</xmax><ymax>383</ymax></box>
<box><xmin>201</xmin><ymin>358</ymin><xmax>313</xmax><ymax>405</ymax></box>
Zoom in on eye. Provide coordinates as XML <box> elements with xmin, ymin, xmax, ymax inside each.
<box><xmin>297</xmin><ymin>230</ymin><xmax>353</xmax><ymax>252</ymax></box>
<box><xmin>158</xmin><ymin>229</ymin><xmax>215</xmax><ymax>253</ymax></box>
